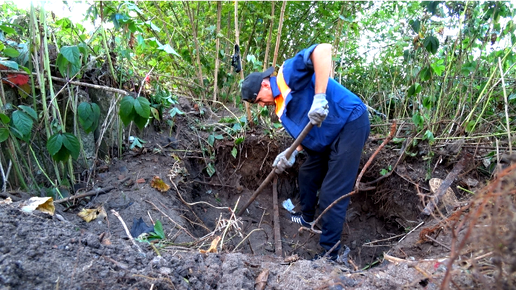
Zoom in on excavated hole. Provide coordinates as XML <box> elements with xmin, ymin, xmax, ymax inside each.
<box><xmin>181</xmin><ymin>134</ymin><xmax>420</xmax><ymax>268</ymax></box>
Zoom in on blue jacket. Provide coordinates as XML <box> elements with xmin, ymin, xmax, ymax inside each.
<box><xmin>270</xmin><ymin>44</ymin><xmax>366</xmax><ymax>152</ymax></box>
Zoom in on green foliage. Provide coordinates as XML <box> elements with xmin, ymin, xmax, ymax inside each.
<box><xmin>46</xmin><ymin>132</ymin><xmax>80</xmax><ymax>162</ymax></box>
<box><xmin>129</xmin><ymin>136</ymin><xmax>146</xmax><ymax>149</ymax></box>
<box><xmin>0</xmin><ymin>113</ymin><xmax>10</xmax><ymax>143</ymax></box>
<box><xmin>423</xmin><ymin>36</ymin><xmax>439</xmax><ymax>54</ymax></box>
<box><xmin>119</xmin><ymin>96</ymin><xmax>151</xmax><ymax>129</ymax></box>
<box><xmin>78</xmin><ymin>102</ymin><xmax>100</xmax><ymax>134</ymax></box>
<box><xmin>148</xmin><ymin>220</ymin><xmax>165</xmax><ymax>241</ymax></box>
<box><xmin>57</xmin><ymin>45</ymin><xmax>82</xmax><ymax>77</ymax></box>
<box><xmin>8</xmin><ymin>106</ymin><xmax>37</xmax><ymax>142</ymax></box>
<box><xmin>380</xmin><ymin>165</ymin><xmax>392</xmax><ymax>176</ymax></box>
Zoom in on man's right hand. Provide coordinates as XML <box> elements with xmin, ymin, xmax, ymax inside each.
<box><xmin>308</xmin><ymin>93</ymin><xmax>328</xmax><ymax>127</ymax></box>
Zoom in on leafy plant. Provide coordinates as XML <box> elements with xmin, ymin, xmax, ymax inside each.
<box><xmin>119</xmin><ymin>95</ymin><xmax>151</xmax><ymax>129</ymax></box>
<box><xmin>46</xmin><ymin>132</ymin><xmax>80</xmax><ymax>162</ymax></box>
<box><xmin>0</xmin><ymin>113</ymin><xmax>10</xmax><ymax>142</ymax></box>
<box><xmin>129</xmin><ymin>136</ymin><xmax>146</xmax><ymax>149</ymax></box>
<box><xmin>380</xmin><ymin>165</ymin><xmax>392</xmax><ymax>176</ymax></box>
<box><xmin>0</xmin><ymin>105</ymin><xmax>38</xmax><ymax>142</ymax></box>
<box><xmin>56</xmin><ymin>45</ymin><xmax>87</xmax><ymax>78</ymax></box>
<box><xmin>77</xmin><ymin>102</ymin><xmax>100</xmax><ymax>134</ymax></box>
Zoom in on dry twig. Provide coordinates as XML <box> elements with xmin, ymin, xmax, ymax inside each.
<box><xmin>111</xmin><ymin>209</ymin><xmax>144</xmax><ymax>254</ymax></box>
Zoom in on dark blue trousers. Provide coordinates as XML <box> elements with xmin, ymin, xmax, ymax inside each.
<box><xmin>298</xmin><ymin>111</ymin><xmax>370</xmax><ymax>255</ymax></box>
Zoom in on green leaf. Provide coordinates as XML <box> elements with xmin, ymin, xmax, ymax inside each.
<box><xmin>133</xmin><ymin>114</ymin><xmax>148</xmax><ymax>130</ymax></box>
<box><xmin>407</xmin><ymin>83</ymin><xmax>422</xmax><ymax>97</ymax></box>
<box><xmin>231</xmin><ymin>147</ymin><xmax>237</xmax><ymax>159</ymax></box>
<box><xmin>53</xmin><ymin>146</ymin><xmax>71</xmax><ymax>162</ymax></box>
<box><xmin>119</xmin><ymin>96</ymin><xmax>136</xmax><ymax>126</ymax></box>
<box><xmin>153</xmin><ymin>220</ymin><xmax>165</xmax><ymax>239</ymax></box>
<box><xmin>11</xmin><ymin>110</ymin><xmax>32</xmax><ymax>137</ymax></box>
<box><xmin>18</xmin><ymin>105</ymin><xmax>37</xmax><ymax>121</ymax></box>
<box><xmin>422</xmin><ymin>95</ymin><xmax>436</xmax><ymax>110</ymax></box>
<box><xmin>409</xmin><ymin>19</ymin><xmax>420</xmax><ymax>33</ymax></box>
<box><xmin>0</xmin><ymin>128</ymin><xmax>9</xmax><ymax>142</ymax></box>
<box><xmin>208</xmin><ymin>134</ymin><xmax>215</xmax><ymax>146</ymax></box>
<box><xmin>78</xmin><ymin>102</ymin><xmax>100</xmax><ymax>133</ymax></box>
<box><xmin>412</xmin><ymin>112</ymin><xmax>424</xmax><ymax>129</ymax></box>
<box><xmin>60</xmin><ymin>46</ymin><xmax>81</xmax><ymax>64</ymax></box>
<box><xmin>0</xmin><ymin>25</ymin><xmax>15</xmax><ymax>34</ymax></box>
<box><xmin>465</xmin><ymin>120</ymin><xmax>475</xmax><ymax>133</ymax></box>
<box><xmin>420</xmin><ymin>66</ymin><xmax>432</xmax><ymax>81</ymax></box>
<box><xmin>422</xmin><ymin>130</ymin><xmax>435</xmax><ymax>144</ymax></box>
<box><xmin>430</xmin><ymin>59</ymin><xmax>446</xmax><ymax>76</ymax></box>
<box><xmin>461</xmin><ymin>61</ymin><xmax>477</xmax><ymax>75</ymax></box>
<box><xmin>422</xmin><ymin>1</ymin><xmax>440</xmax><ymax>15</ymax></box>
<box><xmin>234</xmin><ymin>137</ymin><xmax>244</xmax><ymax>145</ymax></box>
<box><xmin>169</xmin><ymin>107</ymin><xmax>184</xmax><ymax>118</ymax></box>
<box><xmin>423</xmin><ymin>36</ymin><xmax>439</xmax><ymax>54</ymax></box>
<box><xmin>47</xmin><ymin>133</ymin><xmax>64</xmax><ymax>156</ymax></box>
<box><xmin>56</xmin><ymin>54</ymin><xmax>69</xmax><ymax>77</ymax></box>
<box><xmin>0</xmin><ymin>60</ymin><xmax>18</xmax><ymax>70</ymax></box>
<box><xmin>157</xmin><ymin>44</ymin><xmax>181</xmax><ymax>57</ymax></box>
<box><xmin>62</xmin><ymin>133</ymin><xmax>80</xmax><ymax>160</ymax></box>
<box><xmin>134</xmin><ymin>97</ymin><xmax>150</xmax><ymax>118</ymax></box>
<box><xmin>206</xmin><ymin>163</ymin><xmax>215</xmax><ymax>177</ymax></box>
<box><xmin>3</xmin><ymin>47</ymin><xmax>20</xmax><ymax>58</ymax></box>
<box><xmin>0</xmin><ymin>113</ymin><xmax>10</xmax><ymax>124</ymax></box>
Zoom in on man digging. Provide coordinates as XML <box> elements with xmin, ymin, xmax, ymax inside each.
<box><xmin>241</xmin><ymin>43</ymin><xmax>370</xmax><ymax>261</ymax></box>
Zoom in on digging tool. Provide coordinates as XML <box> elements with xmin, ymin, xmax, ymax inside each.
<box><xmin>237</xmin><ymin>122</ymin><xmax>314</xmax><ymax>217</ymax></box>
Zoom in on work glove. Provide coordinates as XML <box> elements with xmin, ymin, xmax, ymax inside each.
<box><xmin>273</xmin><ymin>149</ymin><xmax>299</xmax><ymax>174</ymax></box>
<box><xmin>308</xmin><ymin>93</ymin><xmax>329</xmax><ymax>127</ymax></box>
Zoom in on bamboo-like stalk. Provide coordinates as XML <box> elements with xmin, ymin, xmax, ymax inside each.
<box><xmin>213</xmin><ymin>1</ymin><xmax>222</xmax><ymax>102</ymax></box>
<box><xmin>498</xmin><ymin>57</ymin><xmax>512</xmax><ymax>154</ymax></box>
<box><xmin>272</xmin><ymin>1</ymin><xmax>287</xmax><ymax>69</ymax></box>
<box><xmin>431</xmin><ymin>1</ymin><xmax>469</xmax><ymax>132</ymax></box>
<box><xmin>40</xmin><ymin>5</ymin><xmax>63</xmax><ymax>185</ymax></box>
<box><xmin>184</xmin><ymin>2</ymin><xmax>204</xmax><ymax>97</ymax></box>
<box><xmin>234</xmin><ymin>1</ymin><xmax>252</xmax><ymax>122</ymax></box>
<box><xmin>462</xmin><ymin>42</ymin><xmax>516</xmax><ymax>131</ymax></box>
<box><xmin>263</xmin><ymin>2</ymin><xmax>275</xmax><ymax>70</ymax></box>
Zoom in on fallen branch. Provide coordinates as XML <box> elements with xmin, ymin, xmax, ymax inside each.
<box><xmin>54</xmin><ymin>186</ymin><xmax>115</xmax><ymax>204</ymax></box>
<box><xmin>272</xmin><ymin>176</ymin><xmax>282</xmax><ymax>257</ymax></box>
<box><xmin>0</xmin><ymin>69</ymin><xmax>130</xmax><ymax>96</ymax></box>
<box><xmin>420</xmin><ymin>153</ymin><xmax>471</xmax><ymax>217</ymax></box>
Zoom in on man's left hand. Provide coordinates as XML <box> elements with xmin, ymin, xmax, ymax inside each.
<box><xmin>273</xmin><ymin>149</ymin><xmax>299</xmax><ymax>174</ymax></box>
<box><xmin>308</xmin><ymin>93</ymin><xmax>329</xmax><ymax>127</ymax></box>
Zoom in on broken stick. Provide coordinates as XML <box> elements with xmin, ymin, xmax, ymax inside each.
<box><xmin>272</xmin><ymin>177</ymin><xmax>282</xmax><ymax>257</ymax></box>
<box><xmin>420</xmin><ymin>153</ymin><xmax>471</xmax><ymax>217</ymax></box>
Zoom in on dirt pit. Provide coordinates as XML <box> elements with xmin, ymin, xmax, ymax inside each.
<box><xmin>0</xmin><ymin>98</ymin><xmax>496</xmax><ymax>289</ymax></box>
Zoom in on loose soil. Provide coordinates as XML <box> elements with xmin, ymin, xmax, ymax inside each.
<box><xmin>0</xmin><ymin>97</ymin><xmax>501</xmax><ymax>289</ymax></box>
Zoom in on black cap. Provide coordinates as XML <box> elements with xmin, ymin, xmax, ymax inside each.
<box><xmin>241</xmin><ymin>67</ymin><xmax>274</xmax><ymax>103</ymax></box>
